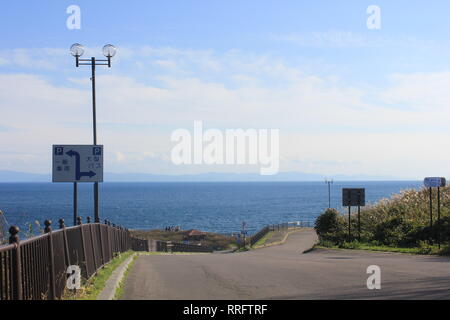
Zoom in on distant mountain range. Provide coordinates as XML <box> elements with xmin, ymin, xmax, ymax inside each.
<box><xmin>0</xmin><ymin>170</ymin><xmax>399</xmax><ymax>182</ymax></box>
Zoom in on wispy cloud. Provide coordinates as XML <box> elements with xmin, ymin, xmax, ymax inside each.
<box><xmin>0</xmin><ymin>45</ymin><xmax>449</xmax><ymax>177</ymax></box>
<box><xmin>269</xmin><ymin>30</ymin><xmax>437</xmax><ymax>49</ymax></box>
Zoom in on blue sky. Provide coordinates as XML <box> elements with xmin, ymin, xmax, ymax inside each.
<box><xmin>3</xmin><ymin>1</ymin><xmax>450</xmax><ymax>80</ymax></box>
<box><xmin>1</xmin><ymin>1</ymin><xmax>450</xmax><ymax>178</ymax></box>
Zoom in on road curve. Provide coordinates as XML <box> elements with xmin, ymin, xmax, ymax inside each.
<box><xmin>121</xmin><ymin>229</ymin><xmax>450</xmax><ymax>300</ymax></box>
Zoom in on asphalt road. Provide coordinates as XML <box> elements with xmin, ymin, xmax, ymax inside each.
<box><xmin>121</xmin><ymin>229</ymin><xmax>450</xmax><ymax>300</ymax></box>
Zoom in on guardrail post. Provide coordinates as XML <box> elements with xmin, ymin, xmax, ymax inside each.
<box><xmin>104</xmin><ymin>221</ymin><xmax>111</xmax><ymax>262</ymax></box>
<box><xmin>98</xmin><ymin>222</ymin><xmax>105</xmax><ymax>265</ymax></box>
<box><xmin>88</xmin><ymin>219</ymin><xmax>98</xmax><ymax>271</ymax></box>
<box><xmin>108</xmin><ymin>221</ymin><xmax>113</xmax><ymax>259</ymax></box>
<box><xmin>44</xmin><ymin>220</ymin><xmax>56</xmax><ymax>300</ymax></box>
<box><xmin>59</xmin><ymin>219</ymin><xmax>71</xmax><ymax>268</ymax></box>
<box><xmin>118</xmin><ymin>227</ymin><xmax>122</xmax><ymax>252</ymax></box>
<box><xmin>77</xmin><ymin>217</ymin><xmax>88</xmax><ymax>277</ymax></box>
<box><xmin>9</xmin><ymin>226</ymin><xmax>22</xmax><ymax>300</ymax></box>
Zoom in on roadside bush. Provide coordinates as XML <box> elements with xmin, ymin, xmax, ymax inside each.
<box><xmin>373</xmin><ymin>217</ymin><xmax>417</xmax><ymax>246</ymax></box>
<box><xmin>433</xmin><ymin>216</ymin><xmax>450</xmax><ymax>243</ymax></box>
<box><xmin>315</xmin><ymin>208</ymin><xmax>346</xmax><ymax>243</ymax></box>
<box><xmin>417</xmin><ymin>240</ymin><xmax>434</xmax><ymax>254</ymax></box>
<box><xmin>316</xmin><ymin>186</ymin><xmax>450</xmax><ymax>251</ymax></box>
<box><xmin>407</xmin><ymin>216</ymin><xmax>450</xmax><ymax>245</ymax></box>
<box><xmin>439</xmin><ymin>245</ymin><xmax>450</xmax><ymax>256</ymax></box>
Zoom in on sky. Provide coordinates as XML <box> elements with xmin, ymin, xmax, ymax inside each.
<box><xmin>1</xmin><ymin>1</ymin><xmax>450</xmax><ymax>179</ymax></box>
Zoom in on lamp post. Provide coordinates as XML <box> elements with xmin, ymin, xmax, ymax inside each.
<box><xmin>325</xmin><ymin>179</ymin><xmax>333</xmax><ymax>208</ymax></box>
<box><xmin>70</xmin><ymin>43</ymin><xmax>116</xmax><ymax>223</ymax></box>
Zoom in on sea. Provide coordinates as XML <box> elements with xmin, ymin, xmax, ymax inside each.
<box><xmin>0</xmin><ymin>181</ymin><xmax>422</xmax><ymax>237</ymax></box>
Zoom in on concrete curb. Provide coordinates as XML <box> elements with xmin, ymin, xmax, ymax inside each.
<box><xmin>97</xmin><ymin>253</ymin><xmax>136</xmax><ymax>300</ymax></box>
<box><xmin>252</xmin><ymin>228</ymin><xmax>312</xmax><ymax>250</ymax></box>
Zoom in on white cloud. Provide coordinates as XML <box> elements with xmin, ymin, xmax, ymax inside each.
<box><xmin>380</xmin><ymin>72</ymin><xmax>450</xmax><ymax>110</ymax></box>
<box><xmin>269</xmin><ymin>30</ymin><xmax>437</xmax><ymax>49</ymax></box>
<box><xmin>114</xmin><ymin>151</ymin><xmax>126</xmax><ymax>162</ymax></box>
<box><xmin>1</xmin><ymin>46</ymin><xmax>450</xmax><ymax>178</ymax></box>
<box><xmin>0</xmin><ymin>48</ymin><xmax>68</xmax><ymax>70</ymax></box>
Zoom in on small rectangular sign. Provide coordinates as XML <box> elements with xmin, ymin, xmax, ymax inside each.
<box><xmin>424</xmin><ymin>177</ymin><xmax>446</xmax><ymax>188</ymax></box>
<box><xmin>342</xmin><ymin>188</ymin><xmax>365</xmax><ymax>207</ymax></box>
<box><xmin>52</xmin><ymin>145</ymin><xmax>103</xmax><ymax>183</ymax></box>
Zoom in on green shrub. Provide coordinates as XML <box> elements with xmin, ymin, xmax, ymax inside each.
<box><xmin>316</xmin><ymin>185</ymin><xmax>450</xmax><ymax>252</ymax></box>
<box><xmin>373</xmin><ymin>217</ymin><xmax>417</xmax><ymax>246</ymax></box>
<box><xmin>439</xmin><ymin>245</ymin><xmax>450</xmax><ymax>256</ymax></box>
<box><xmin>406</xmin><ymin>216</ymin><xmax>450</xmax><ymax>245</ymax></box>
<box><xmin>318</xmin><ymin>240</ymin><xmax>335</xmax><ymax>248</ymax></box>
<box><xmin>417</xmin><ymin>241</ymin><xmax>434</xmax><ymax>254</ymax></box>
<box><xmin>315</xmin><ymin>208</ymin><xmax>347</xmax><ymax>243</ymax></box>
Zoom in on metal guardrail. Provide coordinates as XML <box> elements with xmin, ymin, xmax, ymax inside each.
<box><xmin>249</xmin><ymin>221</ymin><xmax>315</xmax><ymax>247</ymax></box>
<box><xmin>131</xmin><ymin>237</ymin><xmax>149</xmax><ymax>252</ymax></box>
<box><xmin>287</xmin><ymin>221</ymin><xmax>315</xmax><ymax>228</ymax></box>
<box><xmin>249</xmin><ymin>226</ymin><xmax>271</xmax><ymax>247</ymax></box>
<box><xmin>170</xmin><ymin>241</ymin><xmax>213</xmax><ymax>253</ymax></box>
<box><xmin>0</xmin><ymin>218</ymin><xmax>147</xmax><ymax>300</ymax></box>
<box><xmin>147</xmin><ymin>239</ymin><xmax>212</xmax><ymax>253</ymax></box>
<box><xmin>0</xmin><ymin>210</ymin><xmax>9</xmax><ymax>245</ymax></box>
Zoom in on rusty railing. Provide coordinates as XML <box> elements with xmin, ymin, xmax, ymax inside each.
<box><xmin>0</xmin><ymin>217</ymin><xmax>146</xmax><ymax>300</ymax></box>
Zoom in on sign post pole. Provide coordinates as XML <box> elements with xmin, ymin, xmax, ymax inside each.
<box><xmin>423</xmin><ymin>177</ymin><xmax>446</xmax><ymax>246</ymax></box>
<box><xmin>437</xmin><ymin>186</ymin><xmax>441</xmax><ymax>249</ymax></box>
<box><xmin>429</xmin><ymin>187</ymin><xmax>433</xmax><ymax>229</ymax></box>
<box><xmin>342</xmin><ymin>188</ymin><xmax>365</xmax><ymax>243</ymax></box>
<box><xmin>73</xmin><ymin>182</ymin><xmax>78</xmax><ymax>226</ymax></box>
<box><xmin>358</xmin><ymin>205</ymin><xmax>361</xmax><ymax>241</ymax></box>
<box><xmin>348</xmin><ymin>206</ymin><xmax>351</xmax><ymax>242</ymax></box>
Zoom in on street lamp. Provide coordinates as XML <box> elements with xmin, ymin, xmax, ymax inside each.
<box><xmin>102</xmin><ymin>44</ymin><xmax>117</xmax><ymax>67</ymax></box>
<box><xmin>70</xmin><ymin>43</ymin><xmax>116</xmax><ymax>223</ymax></box>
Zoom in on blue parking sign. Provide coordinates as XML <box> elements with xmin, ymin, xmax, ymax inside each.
<box><xmin>54</xmin><ymin>146</ymin><xmax>64</xmax><ymax>156</ymax></box>
<box><xmin>93</xmin><ymin>147</ymin><xmax>102</xmax><ymax>156</ymax></box>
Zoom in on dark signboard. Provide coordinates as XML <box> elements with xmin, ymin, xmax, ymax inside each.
<box><xmin>424</xmin><ymin>177</ymin><xmax>446</xmax><ymax>188</ymax></box>
<box><xmin>342</xmin><ymin>188</ymin><xmax>365</xmax><ymax>207</ymax></box>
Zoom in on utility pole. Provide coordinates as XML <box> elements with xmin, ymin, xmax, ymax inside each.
<box><xmin>325</xmin><ymin>179</ymin><xmax>333</xmax><ymax>208</ymax></box>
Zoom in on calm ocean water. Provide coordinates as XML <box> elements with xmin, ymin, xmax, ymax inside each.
<box><xmin>0</xmin><ymin>181</ymin><xmax>422</xmax><ymax>236</ymax></box>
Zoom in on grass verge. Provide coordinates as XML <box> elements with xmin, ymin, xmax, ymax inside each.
<box><xmin>140</xmin><ymin>251</ymin><xmax>210</xmax><ymax>255</ymax></box>
<box><xmin>234</xmin><ymin>246</ymin><xmax>250</xmax><ymax>252</ymax></box>
<box><xmin>63</xmin><ymin>251</ymin><xmax>135</xmax><ymax>300</ymax></box>
<box><xmin>252</xmin><ymin>231</ymin><xmax>274</xmax><ymax>247</ymax></box>
<box><xmin>316</xmin><ymin>241</ymin><xmax>450</xmax><ymax>255</ymax></box>
<box><xmin>113</xmin><ymin>254</ymin><xmax>137</xmax><ymax>300</ymax></box>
